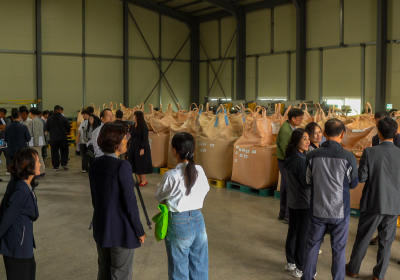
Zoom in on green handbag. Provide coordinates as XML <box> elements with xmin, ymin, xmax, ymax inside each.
<box><xmin>152</xmin><ymin>204</ymin><xmax>169</xmax><ymax>242</ymax></box>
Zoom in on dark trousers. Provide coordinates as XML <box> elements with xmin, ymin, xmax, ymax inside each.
<box><xmin>301</xmin><ymin>216</ymin><xmax>350</xmax><ymax>280</ymax></box>
<box><xmin>0</xmin><ymin>147</ymin><xmax>12</xmax><ymax>172</ymax></box>
<box><xmin>348</xmin><ymin>212</ymin><xmax>397</xmax><ymax>279</ymax></box>
<box><xmin>41</xmin><ymin>144</ymin><xmax>47</xmax><ymax>159</ymax></box>
<box><xmin>278</xmin><ymin>160</ymin><xmax>289</xmax><ymax>219</ymax></box>
<box><xmin>3</xmin><ymin>255</ymin><xmax>36</xmax><ymax>280</ymax></box>
<box><xmin>50</xmin><ymin>139</ymin><xmax>69</xmax><ymax>168</ymax></box>
<box><xmin>285</xmin><ymin>208</ymin><xmax>310</xmax><ymax>271</ymax></box>
<box><xmin>96</xmin><ymin>244</ymin><xmax>134</xmax><ymax>280</ymax></box>
<box><xmin>79</xmin><ymin>144</ymin><xmax>90</xmax><ymax>171</ymax></box>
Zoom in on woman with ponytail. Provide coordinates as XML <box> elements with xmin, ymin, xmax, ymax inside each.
<box><xmin>283</xmin><ymin>128</ymin><xmax>311</xmax><ymax>278</ymax></box>
<box><xmin>155</xmin><ymin>132</ymin><xmax>210</xmax><ymax>280</ymax></box>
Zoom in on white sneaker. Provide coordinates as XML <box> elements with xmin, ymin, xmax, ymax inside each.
<box><xmin>319</xmin><ymin>249</ymin><xmax>322</xmax><ymax>255</ymax></box>
<box><xmin>285</xmin><ymin>263</ymin><xmax>296</xmax><ymax>271</ymax></box>
<box><xmin>6</xmin><ymin>172</ymin><xmax>10</xmax><ymax>175</ymax></box>
<box><xmin>293</xmin><ymin>268</ymin><xmax>303</xmax><ymax>278</ymax></box>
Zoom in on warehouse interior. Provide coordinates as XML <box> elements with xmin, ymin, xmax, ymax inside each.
<box><xmin>1</xmin><ymin>0</ymin><xmax>400</xmax><ymax>279</ymax></box>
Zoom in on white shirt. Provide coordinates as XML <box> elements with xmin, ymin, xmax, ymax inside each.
<box><xmin>92</xmin><ymin>123</ymin><xmax>104</xmax><ymax>157</ymax></box>
<box><xmin>155</xmin><ymin>163</ymin><xmax>210</xmax><ymax>212</ymax></box>
<box><xmin>78</xmin><ymin>120</ymin><xmax>88</xmax><ymax>144</ymax></box>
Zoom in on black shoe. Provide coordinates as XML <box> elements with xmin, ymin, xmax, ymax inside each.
<box><xmin>62</xmin><ymin>165</ymin><xmax>69</xmax><ymax>170</ymax></box>
<box><xmin>278</xmin><ymin>213</ymin><xmax>285</xmax><ymax>220</ymax></box>
<box><xmin>283</xmin><ymin>218</ymin><xmax>289</xmax><ymax>224</ymax></box>
<box><xmin>0</xmin><ymin>179</ymin><xmax>3</xmax><ymax>182</ymax></box>
<box><xmin>53</xmin><ymin>167</ymin><xmax>59</xmax><ymax>171</ymax></box>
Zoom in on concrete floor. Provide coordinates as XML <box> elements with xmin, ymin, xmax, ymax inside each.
<box><xmin>0</xmin><ymin>148</ymin><xmax>400</xmax><ymax>280</ymax></box>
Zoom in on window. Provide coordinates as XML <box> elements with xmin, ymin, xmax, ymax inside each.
<box><xmin>324</xmin><ymin>98</ymin><xmax>361</xmax><ymax>116</ymax></box>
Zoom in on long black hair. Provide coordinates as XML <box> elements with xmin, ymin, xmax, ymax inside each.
<box><xmin>87</xmin><ymin>114</ymin><xmax>101</xmax><ymax>138</ymax></box>
<box><xmin>285</xmin><ymin>128</ymin><xmax>309</xmax><ymax>158</ymax></box>
<box><xmin>171</xmin><ymin>132</ymin><xmax>198</xmax><ymax>196</ymax></box>
<box><xmin>305</xmin><ymin>122</ymin><xmax>322</xmax><ymax>139</ymax></box>
<box><xmin>134</xmin><ymin>111</ymin><xmax>145</xmax><ymax>130</ymax></box>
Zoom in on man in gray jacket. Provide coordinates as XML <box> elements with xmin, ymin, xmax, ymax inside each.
<box><xmin>346</xmin><ymin>117</ymin><xmax>400</xmax><ymax>280</ymax></box>
<box><xmin>29</xmin><ymin>107</ymin><xmax>46</xmax><ymax>177</ymax></box>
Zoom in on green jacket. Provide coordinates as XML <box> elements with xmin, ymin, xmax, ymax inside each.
<box><xmin>277</xmin><ymin>121</ymin><xmax>294</xmax><ymax>160</ymax></box>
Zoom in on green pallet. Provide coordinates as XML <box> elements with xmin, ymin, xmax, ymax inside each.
<box><xmin>226</xmin><ymin>181</ymin><xmax>274</xmax><ymax>197</ymax></box>
<box><xmin>67</xmin><ymin>117</ymin><xmax>77</xmax><ymax>121</ymax></box>
<box><xmin>153</xmin><ymin>167</ymin><xmax>160</xmax><ymax>174</ymax></box>
<box><xmin>274</xmin><ymin>190</ymin><xmax>280</xmax><ymax>199</ymax></box>
<box><xmin>350</xmin><ymin>209</ymin><xmax>361</xmax><ymax>217</ymax></box>
<box><xmin>75</xmin><ymin>151</ymin><xmax>80</xmax><ymax>156</ymax></box>
<box><xmin>68</xmin><ymin>139</ymin><xmax>76</xmax><ymax>143</ymax></box>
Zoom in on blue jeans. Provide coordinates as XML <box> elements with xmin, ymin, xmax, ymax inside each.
<box><xmin>165</xmin><ymin>210</ymin><xmax>208</xmax><ymax>280</ymax></box>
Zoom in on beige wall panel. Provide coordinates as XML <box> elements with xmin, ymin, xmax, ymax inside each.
<box><xmin>162</xmin><ymin>16</ymin><xmax>190</xmax><ymax>60</ymax></box>
<box><xmin>0</xmin><ymin>0</ymin><xmax>35</xmax><ymax>51</ymax></box>
<box><xmin>258</xmin><ymin>54</ymin><xmax>287</xmax><ymax>98</ymax></box>
<box><xmin>323</xmin><ymin>47</ymin><xmax>361</xmax><ymax>98</ymax></box>
<box><xmin>42</xmin><ymin>56</ymin><xmax>82</xmax><ymax>116</ymax></box>
<box><xmin>86</xmin><ymin>0</ymin><xmax>123</xmax><ymax>55</ymax></box>
<box><xmin>365</xmin><ymin>45</ymin><xmax>376</xmax><ymax>110</ymax></box>
<box><xmin>208</xmin><ymin>61</ymin><xmax>232</xmax><ymax>100</ymax></box>
<box><xmin>0</xmin><ymin>54</ymin><xmax>36</xmax><ymax>105</ymax></box>
<box><xmin>221</xmin><ymin>17</ymin><xmax>237</xmax><ymax>57</ymax></box>
<box><xmin>161</xmin><ymin>62</ymin><xmax>190</xmax><ymax>110</ymax></box>
<box><xmin>129</xmin><ymin>6</ymin><xmax>159</xmax><ymax>58</ymax></box>
<box><xmin>86</xmin><ymin>58</ymin><xmax>123</xmax><ymax>107</ymax></box>
<box><xmin>274</xmin><ymin>4</ymin><xmax>296</xmax><ymax>52</ymax></box>
<box><xmin>199</xmin><ymin>62</ymin><xmax>207</xmax><ymax>105</ymax></box>
<box><xmin>200</xmin><ymin>20</ymin><xmax>219</xmax><ymax>60</ymax></box>
<box><xmin>247</xmin><ymin>10</ymin><xmax>271</xmax><ymax>55</ymax></box>
<box><xmin>290</xmin><ymin>53</ymin><xmax>296</xmax><ymax>100</ymax></box>
<box><xmin>344</xmin><ymin>0</ymin><xmax>376</xmax><ymax>44</ymax></box>
<box><xmin>129</xmin><ymin>59</ymin><xmax>159</xmax><ymax>108</ymax></box>
<box><xmin>307</xmin><ymin>0</ymin><xmax>340</xmax><ymax>48</ymax></box>
<box><xmin>246</xmin><ymin>58</ymin><xmax>256</xmax><ymax>101</ymax></box>
<box><xmin>306</xmin><ymin>50</ymin><xmax>319</xmax><ymax>102</ymax></box>
<box><xmin>42</xmin><ymin>0</ymin><xmax>82</xmax><ymax>53</ymax></box>
<box><xmin>387</xmin><ymin>44</ymin><xmax>400</xmax><ymax>108</ymax></box>
<box><xmin>388</xmin><ymin>0</ymin><xmax>400</xmax><ymax>40</ymax></box>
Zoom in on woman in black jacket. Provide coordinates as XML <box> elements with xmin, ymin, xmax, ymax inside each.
<box><xmin>89</xmin><ymin>123</ymin><xmax>146</xmax><ymax>280</ymax></box>
<box><xmin>284</xmin><ymin>128</ymin><xmax>311</xmax><ymax>278</ymax></box>
<box><xmin>0</xmin><ymin>148</ymin><xmax>40</xmax><ymax>280</ymax></box>
<box><xmin>128</xmin><ymin>111</ymin><xmax>153</xmax><ymax>186</ymax></box>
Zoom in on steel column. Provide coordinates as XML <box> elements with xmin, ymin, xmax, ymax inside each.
<box><xmin>218</xmin><ymin>19</ymin><xmax>222</xmax><ymax>59</ymax></box>
<box><xmin>236</xmin><ymin>10</ymin><xmax>246</xmax><ymax>100</ymax></box>
<box><xmin>123</xmin><ymin>0</ymin><xmax>129</xmax><ymax>107</ymax></box>
<box><xmin>361</xmin><ymin>45</ymin><xmax>365</xmax><ymax>112</ymax></box>
<box><xmin>255</xmin><ymin>56</ymin><xmax>259</xmax><ymax>100</ymax></box>
<box><xmin>376</xmin><ymin>0</ymin><xmax>388</xmax><ymax>111</ymax></box>
<box><xmin>35</xmin><ymin>0</ymin><xmax>43</xmax><ymax>110</ymax></box>
<box><xmin>159</xmin><ymin>14</ymin><xmax>162</xmax><ymax>107</ymax></box>
<box><xmin>287</xmin><ymin>52</ymin><xmax>291</xmax><ymax>100</ymax></box>
<box><xmin>231</xmin><ymin>58</ymin><xmax>235</xmax><ymax>100</ymax></box>
<box><xmin>82</xmin><ymin>0</ymin><xmax>86</xmax><ymax>107</ymax></box>
<box><xmin>294</xmin><ymin>0</ymin><xmax>306</xmax><ymax>100</ymax></box>
<box><xmin>190</xmin><ymin>23</ymin><xmax>200</xmax><ymax>105</ymax></box>
<box><xmin>340</xmin><ymin>0</ymin><xmax>344</xmax><ymax>46</ymax></box>
<box><xmin>271</xmin><ymin>7</ymin><xmax>274</xmax><ymax>53</ymax></box>
<box><xmin>319</xmin><ymin>48</ymin><xmax>323</xmax><ymax>104</ymax></box>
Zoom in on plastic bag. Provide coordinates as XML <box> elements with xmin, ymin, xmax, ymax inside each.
<box><xmin>151</xmin><ymin>204</ymin><xmax>169</xmax><ymax>242</ymax></box>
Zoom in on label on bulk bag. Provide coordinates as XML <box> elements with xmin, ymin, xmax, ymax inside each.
<box><xmin>246</xmin><ymin>150</ymin><xmax>250</xmax><ymax>153</ymax></box>
<box><xmin>244</xmin><ymin>155</ymin><xmax>248</xmax><ymax>158</ymax></box>
<box><xmin>236</xmin><ymin>145</ymin><xmax>239</xmax><ymax>149</ymax></box>
<box><xmin>252</xmin><ymin>150</ymin><xmax>257</xmax><ymax>154</ymax></box>
<box><xmin>240</xmin><ymin>154</ymin><xmax>243</xmax><ymax>157</ymax></box>
<box><xmin>352</xmin><ymin>128</ymin><xmax>369</xmax><ymax>133</ymax></box>
<box><xmin>236</xmin><ymin>151</ymin><xmax>238</xmax><ymax>154</ymax></box>
<box><xmin>271</xmin><ymin>122</ymin><xmax>280</xmax><ymax>134</ymax></box>
<box><xmin>235</xmin><ymin>159</ymin><xmax>237</xmax><ymax>162</ymax></box>
<box><xmin>239</xmin><ymin>148</ymin><xmax>242</xmax><ymax>151</ymax></box>
<box><xmin>210</xmin><ymin>144</ymin><xmax>214</xmax><ymax>147</ymax></box>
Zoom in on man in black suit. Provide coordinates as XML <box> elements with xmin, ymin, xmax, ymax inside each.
<box><xmin>370</xmin><ymin>111</ymin><xmax>400</xmax><ymax>245</ymax></box>
<box><xmin>4</xmin><ymin>111</ymin><xmax>31</xmax><ymax>160</ymax></box>
<box><xmin>346</xmin><ymin>117</ymin><xmax>400</xmax><ymax>280</ymax></box>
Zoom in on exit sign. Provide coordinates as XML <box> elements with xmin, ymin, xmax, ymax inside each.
<box><xmin>387</xmin><ymin>104</ymin><xmax>393</xmax><ymax>110</ymax></box>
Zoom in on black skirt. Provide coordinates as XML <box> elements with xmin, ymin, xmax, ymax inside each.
<box><xmin>128</xmin><ymin>124</ymin><xmax>153</xmax><ymax>175</ymax></box>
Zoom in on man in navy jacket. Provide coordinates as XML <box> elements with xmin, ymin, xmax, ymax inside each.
<box><xmin>5</xmin><ymin>111</ymin><xmax>31</xmax><ymax>159</ymax></box>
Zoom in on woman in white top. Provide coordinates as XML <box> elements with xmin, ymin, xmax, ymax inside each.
<box><xmin>155</xmin><ymin>132</ymin><xmax>210</xmax><ymax>280</ymax></box>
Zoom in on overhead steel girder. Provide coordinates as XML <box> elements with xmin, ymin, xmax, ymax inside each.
<box><xmin>126</xmin><ymin>0</ymin><xmax>196</xmax><ymax>24</ymax></box>
<box><xmin>202</xmin><ymin>0</ymin><xmax>237</xmax><ymax>15</ymax></box>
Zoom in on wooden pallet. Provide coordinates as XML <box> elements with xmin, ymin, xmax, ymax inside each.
<box><xmin>226</xmin><ymin>181</ymin><xmax>274</xmax><ymax>197</ymax></box>
<box><xmin>160</xmin><ymin>167</ymin><xmax>170</xmax><ymax>176</ymax></box>
<box><xmin>208</xmin><ymin>179</ymin><xmax>226</xmax><ymax>188</ymax></box>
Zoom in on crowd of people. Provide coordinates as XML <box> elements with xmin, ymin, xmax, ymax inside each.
<box><xmin>0</xmin><ymin>106</ymin><xmax>209</xmax><ymax>280</ymax></box>
<box><xmin>1</xmin><ymin>103</ymin><xmax>400</xmax><ymax>280</ymax></box>
<box><xmin>277</xmin><ymin>109</ymin><xmax>400</xmax><ymax>280</ymax></box>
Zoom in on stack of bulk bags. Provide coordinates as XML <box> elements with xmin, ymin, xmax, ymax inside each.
<box><xmin>298</xmin><ymin>103</ymin><xmax>312</xmax><ymax>128</ymax></box>
<box><xmin>342</xmin><ymin>103</ymin><xmax>376</xmax><ymax>153</ymax></box>
<box><xmin>167</xmin><ymin>107</ymin><xmax>199</xmax><ymax>169</ymax></box>
<box><xmin>146</xmin><ymin>104</ymin><xmax>176</xmax><ymax>168</ymax></box>
<box><xmin>231</xmin><ymin>107</ymin><xmax>279</xmax><ymax>189</ymax></box>
<box><xmin>196</xmin><ymin>105</ymin><xmax>244</xmax><ymax>181</ymax></box>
